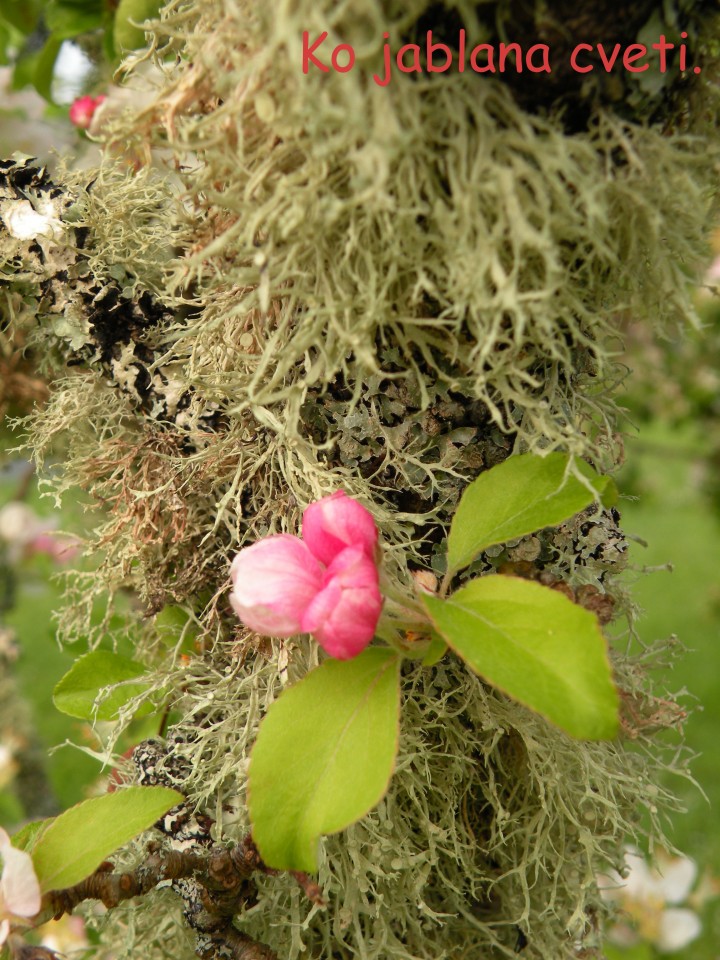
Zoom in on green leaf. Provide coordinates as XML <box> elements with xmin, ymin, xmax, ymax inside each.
<box><xmin>154</xmin><ymin>605</ymin><xmax>200</xmax><ymax>652</ymax></box>
<box><xmin>11</xmin><ymin>819</ymin><xmax>51</xmax><ymax>853</ymax></box>
<box><xmin>102</xmin><ymin>17</ymin><xmax>116</xmax><ymax>61</ymax></box>
<box><xmin>33</xmin><ymin>35</ymin><xmax>62</xmax><ymax>101</ymax></box>
<box><xmin>0</xmin><ymin>0</ymin><xmax>41</xmax><ymax>35</ymax></box>
<box><xmin>422</xmin><ymin>576</ymin><xmax>619</xmax><ymax>740</ymax></box>
<box><xmin>0</xmin><ymin>22</ymin><xmax>13</xmax><ymax>65</ymax></box>
<box><xmin>248</xmin><ymin>648</ymin><xmax>401</xmax><ymax>872</ymax></box>
<box><xmin>53</xmin><ymin>650</ymin><xmax>150</xmax><ymax>721</ymax></box>
<box><xmin>420</xmin><ymin>633</ymin><xmax>447</xmax><ymax>666</ymax></box>
<box><xmin>31</xmin><ymin>786</ymin><xmax>183</xmax><ymax>892</ymax></box>
<box><xmin>11</xmin><ymin>34</ymin><xmax>62</xmax><ymax>100</ymax></box>
<box><xmin>447</xmin><ymin>453</ymin><xmax>617</xmax><ymax>575</ymax></box>
<box><xmin>114</xmin><ymin>0</ymin><xmax>161</xmax><ymax>51</ymax></box>
<box><xmin>45</xmin><ymin>0</ymin><xmax>104</xmax><ymax>39</ymax></box>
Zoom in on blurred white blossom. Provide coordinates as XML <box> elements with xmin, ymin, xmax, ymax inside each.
<box><xmin>0</xmin><ymin>827</ymin><xmax>41</xmax><ymax>946</ymax></box>
<box><xmin>38</xmin><ymin>913</ymin><xmax>89</xmax><ymax>955</ymax></box>
<box><xmin>599</xmin><ymin>847</ymin><xmax>702</xmax><ymax>953</ymax></box>
<box><xmin>0</xmin><ymin>742</ymin><xmax>18</xmax><ymax>790</ymax></box>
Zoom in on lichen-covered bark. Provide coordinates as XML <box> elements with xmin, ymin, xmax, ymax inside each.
<box><xmin>1</xmin><ymin>1</ymin><xmax>719</xmax><ymax>958</ymax></box>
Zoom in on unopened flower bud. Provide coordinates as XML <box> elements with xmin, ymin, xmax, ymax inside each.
<box><xmin>412</xmin><ymin>570</ymin><xmax>438</xmax><ymax>594</ymax></box>
<box><xmin>229</xmin><ymin>535</ymin><xmax>323</xmax><ymax>637</ymax></box>
<box><xmin>300</xmin><ymin>546</ymin><xmax>382</xmax><ymax>660</ymax></box>
<box><xmin>302</xmin><ymin>491</ymin><xmax>378</xmax><ymax>566</ymax></box>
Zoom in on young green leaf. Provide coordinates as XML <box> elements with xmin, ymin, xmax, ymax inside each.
<box><xmin>447</xmin><ymin>453</ymin><xmax>616</xmax><ymax>575</ymax></box>
<box><xmin>114</xmin><ymin>0</ymin><xmax>162</xmax><ymax>51</ymax></box>
<box><xmin>422</xmin><ymin>575</ymin><xmax>619</xmax><ymax>740</ymax></box>
<box><xmin>45</xmin><ymin>3</ymin><xmax>104</xmax><ymax>40</ymax></box>
<box><xmin>53</xmin><ymin>650</ymin><xmax>150</xmax><ymax>721</ymax></box>
<box><xmin>31</xmin><ymin>786</ymin><xmax>183</xmax><ymax>892</ymax></box>
<box><xmin>11</xmin><ymin>819</ymin><xmax>51</xmax><ymax>854</ymax></box>
<box><xmin>420</xmin><ymin>634</ymin><xmax>448</xmax><ymax>667</ymax></box>
<box><xmin>11</xmin><ymin>34</ymin><xmax>61</xmax><ymax>101</ymax></box>
<box><xmin>248</xmin><ymin>648</ymin><xmax>401</xmax><ymax>873</ymax></box>
<box><xmin>0</xmin><ymin>0</ymin><xmax>41</xmax><ymax>34</ymax></box>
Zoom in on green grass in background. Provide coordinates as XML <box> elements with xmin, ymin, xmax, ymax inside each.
<box><xmin>1</xmin><ymin>456</ymin><xmax>166</xmax><ymax>826</ymax></box>
<box><xmin>1</xmin><ymin>467</ymin><xmax>102</xmax><ymax>814</ymax></box>
<box><xmin>617</xmin><ymin>421</ymin><xmax>720</xmax><ymax>958</ymax></box>
<box><xmin>5</xmin><ymin>571</ymin><xmax>103</xmax><ymax>810</ymax></box>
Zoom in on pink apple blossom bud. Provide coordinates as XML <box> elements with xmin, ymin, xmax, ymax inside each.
<box><xmin>229</xmin><ymin>535</ymin><xmax>323</xmax><ymax>637</ymax></box>
<box><xmin>302</xmin><ymin>491</ymin><xmax>378</xmax><ymax>566</ymax></box>
<box><xmin>300</xmin><ymin>546</ymin><xmax>382</xmax><ymax>660</ymax></box>
<box><xmin>0</xmin><ymin>827</ymin><xmax>41</xmax><ymax>946</ymax></box>
<box><xmin>69</xmin><ymin>95</ymin><xmax>106</xmax><ymax>130</ymax></box>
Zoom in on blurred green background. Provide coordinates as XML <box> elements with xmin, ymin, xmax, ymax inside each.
<box><xmin>614</xmin><ymin>422</ymin><xmax>720</xmax><ymax>958</ymax></box>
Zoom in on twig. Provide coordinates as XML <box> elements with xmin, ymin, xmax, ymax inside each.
<box><xmin>32</xmin><ymin>835</ymin><xmax>322</xmax><ymax>960</ymax></box>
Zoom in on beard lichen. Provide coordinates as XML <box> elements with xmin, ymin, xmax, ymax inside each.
<box><xmin>2</xmin><ymin>0</ymin><xmax>719</xmax><ymax>958</ymax></box>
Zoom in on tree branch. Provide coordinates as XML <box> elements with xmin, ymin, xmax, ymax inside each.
<box><xmin>29</xmin><ymin>835</ymin><xmax>322</xmax><ymax>960</ymax></box>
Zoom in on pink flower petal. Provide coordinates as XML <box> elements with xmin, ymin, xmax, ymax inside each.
<box><xmin>0</xmin><ymin>828</ymin><xmax>41</xmax><ymax>919</ymax></box>
<box><xmin>230</xmin><ymin>535</ymin><xmax>323</xmax><ymax>637</ymax></box>
<box><xmin>29</xmin><ymin>534</ymin><xmax>80</xmax><ymax>564</ymax></box>
<box><xmin>301</xmin><ymin>546</ymin><xmax>382</xmax><ymax>659</ymax></box>
<box><xmin>302</xmin><ymin>491</ymin><xmax>378</xmax><ymax>566</ymax></box>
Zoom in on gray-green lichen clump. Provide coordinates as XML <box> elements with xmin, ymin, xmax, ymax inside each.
<box><xmin>2</xmin><ymin>0</ymin><xmax>719</xmax><ymax>957</ymax></box>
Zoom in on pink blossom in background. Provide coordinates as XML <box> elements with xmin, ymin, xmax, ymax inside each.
<box><xmin>69</xmin><ymin>94</ymin><xmax>106</xmax><ymax>129</ymax></box>
<box><xmin>0</xmin><ymin>502</ymin><xmax>80</xmax><ymax>565</ymax></box>
<box><xmin>302</xmin><ymin>490</ymin><xmax>378</xmax><ymax>566</ymax></box>
<box><xmin>28</xmin><ymin>533</ymin><xmax>80</xmax><ymax>564</ymax></box>
<box><xmin>0</xmin><ymin>827</ymin><xmax>41</xmax><ymax>946</ymax></box>
<box><xmin>229</xmin><ymin>492</ymin><xmax>382</xmax><ymax>659</ymax></box>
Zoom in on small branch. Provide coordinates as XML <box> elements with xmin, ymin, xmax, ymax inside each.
<box><xmin>46</xmin><ymin>846</ymin><xmax>204</xmax><ymax>916</ymax></box>
<box><xmin>30</xmin><ymin>835</ymin><xmax>322</xmax><ymax>960</ymax></box>
<box><xmin>238</xmin><ymin>836</ymin><xmax>325</xmax><ymax>907</ymax></box>
<box><xmin>197</xmin><ymin>928</ymin><xmax>277</xmax><ymax>960</ymax></box>
<box><xmin>290</xmin><ymin>871</ymin><xmax>325</xmax><ymax>907</ymax></box>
